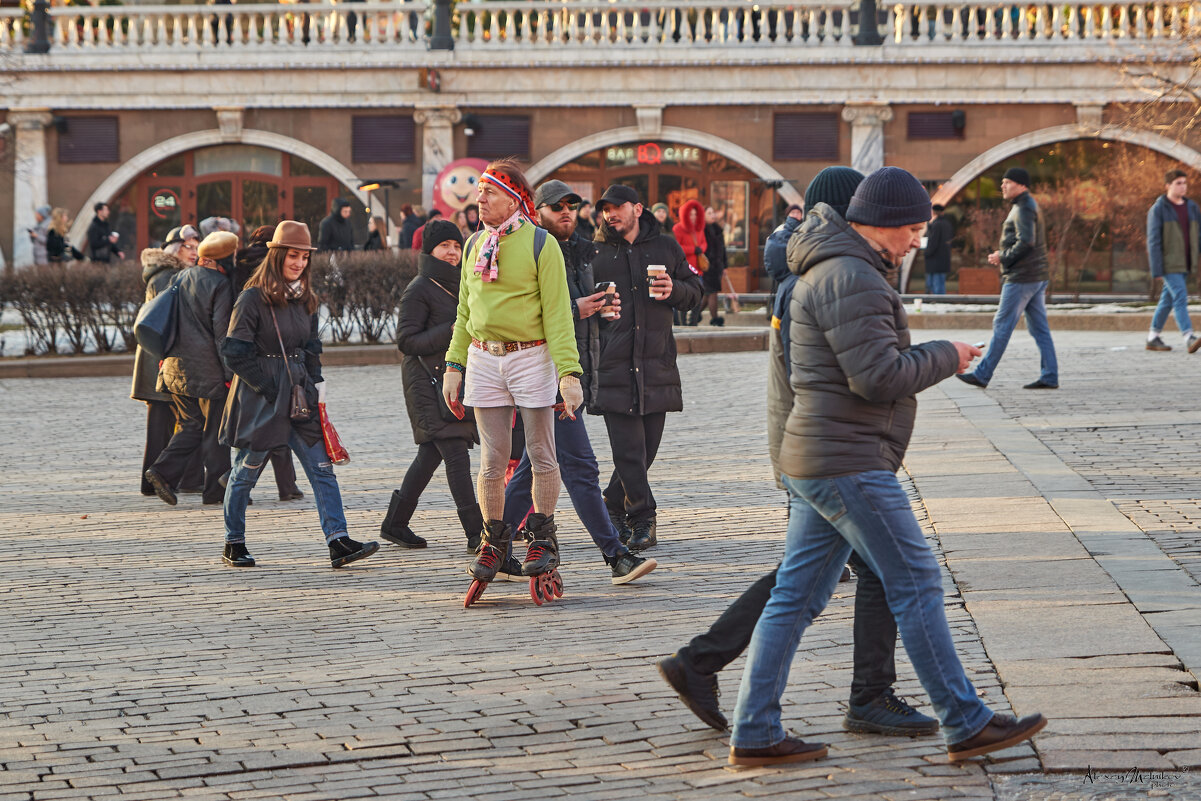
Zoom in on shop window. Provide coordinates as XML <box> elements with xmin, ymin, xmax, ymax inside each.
<box><xmin>195</xmin><ymin>145</ymin><xmax>282</xmax><ymax>177</ymax></box>
<box><xmin>58</xmin><ymin>116</ymin><xmax>119</xmax><ymax>164</ymax></box>
<box><xmin>773</xmin><ymin>113</ymin><xmax>839</xmax><ymax>161</ymax></box>
<box><xmin>711</xmin><ymin>180</ymin><xmax>749</xmax><ymax>251</ymax></box>
<box><xmin>908</xmin><ymin>111</ymin><xmax>964</xmax><ymax>140</ymax></box>
<box><xmin>353</xmin><ymin>115</ymin><xmax>416</xmax><ymax>163</ymax></box>
<box><xmin>148</xmin><ymin>155</ymin><xmax>186</xmax><ymax>178</ymax></box>
<box><xmin>466</xmin><ymin>115</ymin><xmax>530</xmax><ymax>160</ymax></box>
<box><xmin>291</xmin><ymin>154</ymin><xmax>328</xmax><ymax>177</ymax></box>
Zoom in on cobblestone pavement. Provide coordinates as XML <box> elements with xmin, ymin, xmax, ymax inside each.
<box><xmin>3</xmin><ymin>334</ymin><xmax>1201</xmax><ymax>800</ymax></box>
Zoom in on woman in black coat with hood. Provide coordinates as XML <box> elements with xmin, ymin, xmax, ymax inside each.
<box><xmin>382</xmin><ymin>219</ymin><xmax>487</xmax><ymax>553</ymax></box>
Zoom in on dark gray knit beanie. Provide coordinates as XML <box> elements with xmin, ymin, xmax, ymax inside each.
<box><xmin>804</xmin><ymin>167</ymin><xmax>865</xmax><ymax>219</ymax></box>
<box><xmin>845</xmin><ymin>166</ymin><xmax>932</xmax><ymax>228</ymax></box>
<box><xmin>1002</xmin><ymin>166</ymin><xmax>1031</xmax><ymax>187</ymax></box>
<box><xmin>421</xmin><ymin>219</ymin><xmax>464</xmax><ymax>255</ymax></box>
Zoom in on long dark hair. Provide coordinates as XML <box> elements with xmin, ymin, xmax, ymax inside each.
<box><xmin>244</xmin><ymin>247</ymin><xmax>319</xmax><ymax>314</ymax></box>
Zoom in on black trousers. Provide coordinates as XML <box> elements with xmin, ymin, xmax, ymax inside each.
<box><xmin>677</xmin><ymin>550</ymin><xmax>897</xmax><ymax>707</ymax></box>
<box><xmin>398</xmin><ymin>438</ymin><xmax>477</xmax><ymax>521</ymax></box>
<box><xmin>150</xmin><ymin>394</ymin><xmax>231</xmax><ymax>504</ymax></box>
<box><xmin>141</xmin><ymin>400</ymin><xmax>203</xmax><ymax>495</ymax></box>
<box><xmin>602</xmin><ymin>411</ymin><xmax>667</xmax><ymax>524</ymax></box>
<box><xmin>269</xmin><ymin>447</ymin><xmax>300</xmax><ymax>496</ymax></box>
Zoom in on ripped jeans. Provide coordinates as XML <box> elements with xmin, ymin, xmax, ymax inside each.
<box><xmin>224</xmin><ymin>429</ymin><xmax>347</xmax><ymax>545</ymax></box>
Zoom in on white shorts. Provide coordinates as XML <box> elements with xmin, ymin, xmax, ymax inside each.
<box><xmin>464</xmin><ymin>343</ymin><xmax>558</xmax><ymax>408</ymax></box>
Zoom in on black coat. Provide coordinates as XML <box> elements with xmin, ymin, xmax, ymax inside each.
<box><xmin>317</xmin><ymin>199</ymin><xmax>356</xmax><ymax>252</ymax></box>
<box><xmin>397</xmin><ymin>254</ymin><xmax>478</xmax><ymax>445</ymax></box>
<box><xmin>589</xmin><ymin>209</ymin><xmax>703</xmax><ymax>415</ymax></box>
<box><xmin>398</xmin><ymin>215</ymin><xmax>425</xmax><ymax>250</ymax></box>
<box><xmin>999</xmin><ymin>191</ymin><xmax>1049</xmax><ymax>284</ymax></box>
<box><xmin>157</xmin><ymin>265</ymin><xmax>234</xmax><ymax>400</ymax></box>
<box><xmin>87</xmin><ymin>216</ymin><xmax>115</xmax><ymax>262</ymax></box>
<box><xmin>924</xmin><ymin>215</ymin><xmax>953</xmax><ymax>274</ymax></box>
<box><xmin>560</xmin><ymin>231</ymin><xmax>600</xmax><ymax>407</ymax></box>
<box><xmin>220</xmin><ymin>289</ymin><xmax>323</xmax><ymax>451</ymax></box>
<box><xmin>47</xmin><ymin>229</ymin><xmax>83</xmax><ymax>262</ymax></box>
<box><xmin>363</xmin><ymin>230</ymin><xmax>385</xmax><ymax>251</ymax></box>
<box><xmin>131</xmin><ymin>248</ymin><xmax>186</xmax><ymax>403</ymax></box>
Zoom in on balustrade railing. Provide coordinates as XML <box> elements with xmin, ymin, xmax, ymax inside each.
<box><xmin>39</xmin><ymin>2</ymin><xmax>427</xmax><ymax>51</ymax></box>
<box><xmin>1</xmin><ymin>0</ymin><xmax>1196</xmax><ymax>54</ymax></box>
<box><xmin>887</xmin><ymin>0</ymin><xmax>1200</xmax><ymax>43</ymax></box>
<box><xmin>453</xmin><ymin>0</ymin><xmax>855</xmax><ymax>48</ymax></box>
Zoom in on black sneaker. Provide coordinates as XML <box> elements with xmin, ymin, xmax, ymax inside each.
<box><xmin>329</xmin><ymin>536</ymin><xmax>379</xmax><ymax>568</ymax></box>
<box><xmin>657</xmin><ymin>653</ymin><xmax>727</xmax><ymax>731</ymax></box>
<box><xmin>843</xmin><ymin>688</ymin><xmax>940</xmax><ymax>737</ymax></box>
<box><xmin>608</xmin><ymin>507</ymin><xmax>633</xmax><ymax>544</ymax></box>
<box><xmin>605</xmin><ymin>550</ymin><xmax>657</xmax><ymax>585</ymax></box>
<box><xmin>1147</xmin><ymin>336</ymin><xmax>1172</xmax><ymax>351</ymax></box>
<box><xmin>499</xmin><ymin>553</ymin><xmax>525</xmax><ymax>582</ymax></box>
<box><xmin>956</xmin><ymin>373</ymin><xmax>987</xmax><ymax>388</ymax></box>
<box><xmin>279</xmin><ymin>488</ymin><xmax>304</xmax><ymax>501</ymax></box>
<box><xmin>144</xmin><ymin>468</ymin><xmax>177</xmax><ymax>507</ymax></box>
<box><xmin>628</xmin><ymin>519</ymin><xmax>657</xmax><ymax>552</ymax></box>
<box><xmin>222</xmin><ymin>542</ymin><xmax>256</xmax><ymax>567</ymax></box>
<box><xmin>1022</xmin><ymin>380</ymin><xmax>1058</xmax><ymax>390</ymax></box>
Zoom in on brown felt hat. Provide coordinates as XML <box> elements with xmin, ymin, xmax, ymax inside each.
<box><xmin>267</xmin><ymin>220</ymin><xmax>317</xmax><ymax>252</ymax></box>
<box><xmin>197</xmin><ymin>231</ymin><xmax>239</xmax><ymax>261</ymax></box>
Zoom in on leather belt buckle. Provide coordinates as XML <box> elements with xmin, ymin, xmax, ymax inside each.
<box><xmin>486</xmin><ymin>341</ymin><xmax>506</xmax><ymax>357</ymax></box>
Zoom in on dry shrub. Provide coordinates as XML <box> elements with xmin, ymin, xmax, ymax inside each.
<box><xmin>310</xmin><ymin>249</ymin><xmax>419</xmax><ymax>344</ymax></box>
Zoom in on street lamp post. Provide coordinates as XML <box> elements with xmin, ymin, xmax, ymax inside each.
<box><xmin>25</xmin><ymin>0</ymin><xmax>51</xmax><ymax>54</ymax></box>
<box><xmin>853</xmin><ymin>0</ymin><xmax>884</xmax><ymax>45</ymax></box>
<box><xmin>430</xmin><ymin>0</ymin><xmax>454</xmax><ymax>50</ymax></box>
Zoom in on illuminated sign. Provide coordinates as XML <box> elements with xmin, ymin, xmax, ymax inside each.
<box><xmin>605</xmin><ymin>143</ymin><xmax>702</xmax><ymax>168</ymax></box>
<box><xmin>151</xmin><ymin>189</ymin><xmax>180</xmax><ymax>218</ymax></box>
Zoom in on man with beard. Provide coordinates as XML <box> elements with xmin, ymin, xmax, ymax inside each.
<box><xmin>590</xmin><ymin>185</ymin><xmax>702</xmax><ymax>551</ymax></box>
<box><xmin>502</xmin><ymin>180</ymin><xmax>657</xmax><ymax>584</ymax></box>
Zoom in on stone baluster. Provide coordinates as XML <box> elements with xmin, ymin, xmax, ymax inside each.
<box><xmin>521</xmin><ymin>8</ymin><xmax>533</xmax><ymax>44</ymax></box>
<box><xmin>1117</xmin><ymin>4</ymin><xmax>1129</xmax><ymax>36</ymax></box>
<box><xmin>485</xmin><ymin>7</ymin><xmax>497</xmax><ymax>44</ymax></box>
<box><xmin>457</xmin><ymin>5</ymin><xmax>468</xmax><ymax>44</ymax></box>
<box><xmin>1101</xmin><ymin>4</ymin><xmax>1113</xmax><ymax>37</ymax></box>
<box><xmin>1136</xmin><ymin>3</ymin><xmax>1146</xmax><ymax>36</ymax></box>
<box><xmin>1001</xmin><ymin>4</ymin><xmax>1014</xmax><ymax>38</ymax></box>
<box><xmin>1152</xmin><ymin>2</ymin><xmax>1165</xmax><ymax>36</ymax></box>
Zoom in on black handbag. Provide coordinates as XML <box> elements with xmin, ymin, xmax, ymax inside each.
<box><xmin>133</xmin><ymin>273</ymin><xmax>181</xmax><ymax>358</ymax></box>
<box><xmin>417</xmin><ymin>355</ymin><xmax>473</xmax><ymax>424</ymax></box>
<box><xmin>269</xmin><ymin>305</ymin><xmax>311</xmax><ymax>422</ymax></box>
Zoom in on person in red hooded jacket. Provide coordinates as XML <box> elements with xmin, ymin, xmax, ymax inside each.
<box><xmin>672</xmin><ymin>200</ymin><xmax>709</xmax><ymax>326</ymax></box>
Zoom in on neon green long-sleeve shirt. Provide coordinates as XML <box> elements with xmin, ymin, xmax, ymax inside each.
<box><xmin>445</xmin><ymin>223</ymin><xmax>582</xmax><ymax>379</ymax></box>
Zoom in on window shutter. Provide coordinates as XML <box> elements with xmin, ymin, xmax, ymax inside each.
<box><xmin>907</xmin><ymin>111</ymin><xmax>963</xmax><ymax>140</ymax></box>
<box><xmin>773</xmin><ymin>113</ymin><xmax>840</xmax><ymax>161</ymax></box>
<box><xmin>57</xmin><ymin>117</ymin><xmax>119</xmax><ymax>163</ymax></box>
<box><xmin>466</xmin><ymin>115</ymin><xmax>531</xmax><ymax>160</ymax></box>
<box><xmin>352</xmin><ymin>115</ymin><xmax>416</xmax><ymax>163</ymax></box>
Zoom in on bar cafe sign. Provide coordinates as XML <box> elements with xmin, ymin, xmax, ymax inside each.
<box><xmin>606</xmin><ymin>143</ymin><xmax>702</xmax><ymax>168</ymax></box>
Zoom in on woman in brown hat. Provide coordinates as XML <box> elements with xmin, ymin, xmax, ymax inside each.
<box><xmin>218</xmin><ymin>220</ymin><xmax>379</xmax><ymax>569</ymax></box>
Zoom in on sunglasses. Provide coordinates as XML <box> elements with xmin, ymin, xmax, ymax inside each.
<box><xmin>542</xmin><ymin>201</ymin><xmax>580</xmax><ymax>212</ymax></box>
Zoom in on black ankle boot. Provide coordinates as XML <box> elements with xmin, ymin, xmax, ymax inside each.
<box><xmin>380</xmin><ymin>490</ymin><xmax>426</xmax><ymax>548</ymax></box>
<box><xmin>222</xmin><ymin>542</ymin><xmax>256</xmax><ymax>567</ymax></box>
<box><xmin>458</xmin><ymin>504</ymin><xmax>485</xmax><ymax>554</ymax></box>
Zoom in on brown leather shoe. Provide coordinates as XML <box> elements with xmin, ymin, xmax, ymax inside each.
<box><xmin>947</xmin><ymin>713</ymin><xmax>1046</xmax><ymax>762</ymax></box>
<box><xmin>729</xmin><ymin>736</ymin><xmax>827</xmax><ymax>767</ymax></box>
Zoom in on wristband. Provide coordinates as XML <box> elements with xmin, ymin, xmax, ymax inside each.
<box><xmin>445</xmin><ymin>361</ymin><xmax>465</xmax><ymax>373</ymax></box>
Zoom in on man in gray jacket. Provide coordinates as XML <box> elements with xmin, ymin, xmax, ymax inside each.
<box><xmin>726</xmin><ymin>167</ymin><xmax>1046</xmax><ymax>767</ymax></box>
<box><xmin>957</xmin><ymin>167</ymin><xmax>1058</xmax><ymax>389</ymax></box>
<box><xmin>1145</xmin><ymin>168</ymin><xmax>1201</xmax><ymax>352</ymax></box>
<box><xmin>144</xmin><ymin>231</ymin><xmax>236</xmax><ymax>507</ymax></box>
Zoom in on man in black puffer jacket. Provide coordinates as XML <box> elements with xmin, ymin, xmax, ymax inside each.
<box><xmin>726</xmin><ymin>167</ymin><xmax>1046</xmax><ymax>769</ymax></box>
<box><xmin>144</xmin><ymin>231</ymin><xmax>236</xmax><ymax>507</ymax></box>
<box><xmin>317</xmin><ymin>197</ymin><xmax>356</xmax><ymax>252</ymax></box>
<box><xmin>590</xmin><ymin>184</ymin><xmax>702</xmax><ymax>552</ymax></box>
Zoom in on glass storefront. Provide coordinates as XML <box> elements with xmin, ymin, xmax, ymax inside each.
<box><xmin>113</xmin><ymin>145</ymin><xmax>366</xmax><ymax>252</ymax></box>
<box><xmin>549</xmin><ymin>141</ymin><xmax>782</xmax><ymax>286</ymax></box>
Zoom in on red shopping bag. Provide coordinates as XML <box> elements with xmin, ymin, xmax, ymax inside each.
<box><xmin>318</xmin><ymin>402</ymin><xmax>350</xmax><ymax>465</ymax></box>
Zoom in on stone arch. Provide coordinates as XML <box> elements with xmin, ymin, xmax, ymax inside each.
<box><xmin>932</xmin><ymin>124</ymin><xmax>1201</xmax><ymax>206</ymax></box>
<box><xmin>526</xmin><ymin>126</ymin><xmax>805</xmax><ymax>207</ymax></box>
<box><xmin>68</xmin><ymin>129</ymin><xmax>373</xmax><ymax>244</ymax></box>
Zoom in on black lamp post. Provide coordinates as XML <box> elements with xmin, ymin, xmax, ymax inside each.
<box><xmin>853</xmin><ymin>0</ymin><xmax>884</xmax><ymax>45</ymax></box>
<box><xmin>26</xmin><ymin>0</ymin><xmax>51</xmax><ymax>54</ymax></box>
<box><xmin>430</xmin><ymin>0</ymin><xmax>454</xmax><ymax>50</ymax></box>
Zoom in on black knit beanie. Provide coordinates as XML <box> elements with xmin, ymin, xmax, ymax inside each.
<box><xmin>845</xmin><ymin>166</ymin><xmax>932</xmax><ymax>228</ymax></box>
<box><xmin>1002</xmin><ymin>166</ymin><xmax>1031</xmax><ymax>187</ymax></box>
<box><xmin>421</xmin><ymin>219</ymin><xmax>464</xmax><ymax>255</ymax></box>
<box><xmin>804</xmin><ymin>166</ymin><xmax>865</xmax><ymax>218</ymax></box>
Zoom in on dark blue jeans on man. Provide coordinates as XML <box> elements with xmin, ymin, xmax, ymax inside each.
<box><xmin>731</xmin><ymin>471</ymin><xmax>993</xmax><ymax>749</ymax></box>
<box><xmin>969</xmin><ymin>279</ymin><xmax>1057</xmax><ymax>386</ymax></box>
<box><xmin>224</xmin><ymin>429</ymin><xmax>347</xmax><ymax>545</ymax></box>
<box><xmin>505</xmin><ymin>407</ymin><xmax>625</xmax><ymax>558</ymax></box>
<box><xmin>925</xmin><ymin>272</ymin><xmax>947</xmax><ymax>295</ymax></box>
<box><xmin>1150</xmin><ymin>272</ymin><xmax>1193</xmax><ymax>336</ymax></box>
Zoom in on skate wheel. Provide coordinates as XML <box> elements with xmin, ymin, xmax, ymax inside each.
<box><xmin>464</xmin><ymin>579</ymin><xmax>487</xmax><ymax>608</ymax></box>
<box><xmin>529</xmin><ymin>575</ymin><xmax>544</xmax><ymax>606</ymax></box>
<box><xmin>540</xmin><ymin>573</ymin><xmax>556</xmax><ymax>604</ymax></box>
<box><xmin>550</xmin><ymin>570</ymin><xmax>564</xmax><ymax>598</ymax></box>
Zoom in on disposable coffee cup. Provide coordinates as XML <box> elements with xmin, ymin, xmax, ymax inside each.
<box><xmin>913</xmin><ymin>297</ymin><xmax>923</xmax><ymax>313</ymax></box>
<box><xmin>596</xmin><ymin>281</ymin><xmax>619</xmax><ymax>319</ymax></box>
<box><xmin>647</xmin><ymin>265</ymin><xmax>666</xmax><ymax>298</ymax></box>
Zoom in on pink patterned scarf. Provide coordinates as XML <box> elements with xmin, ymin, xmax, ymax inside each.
<box><xmin>473</xmin><ymin>169</ymin><xmax>536</xmax><ymax>283</ymax></box>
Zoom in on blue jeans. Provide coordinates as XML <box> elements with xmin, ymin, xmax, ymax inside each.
<box><xmin>1151</xmin><ymin>272</ymin><xmax>1193</xmax><ymax>335</ymax></box>
<box><xmin>225</xmin><ymin>429</ymin><xmax>347</xmax><ymax>545</ymax></box>
<box><xmin>924</xmin><ymin>272</ymin><xmax>946</xmax><ymax>295</ymax></box>
<box><xmin>730</xmin><ymin>471</ymin><xmax>993</xmax><ymax>749</ymax></box>
<box><xmin>504</xmin><ymin>408</ymin><xmax>625</xmax><ymax>558</ymax></box>
<box><xmin>971</xmin><ymin>280</ymin><xmax>1057</xmax><ymax>385</ymax></box>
